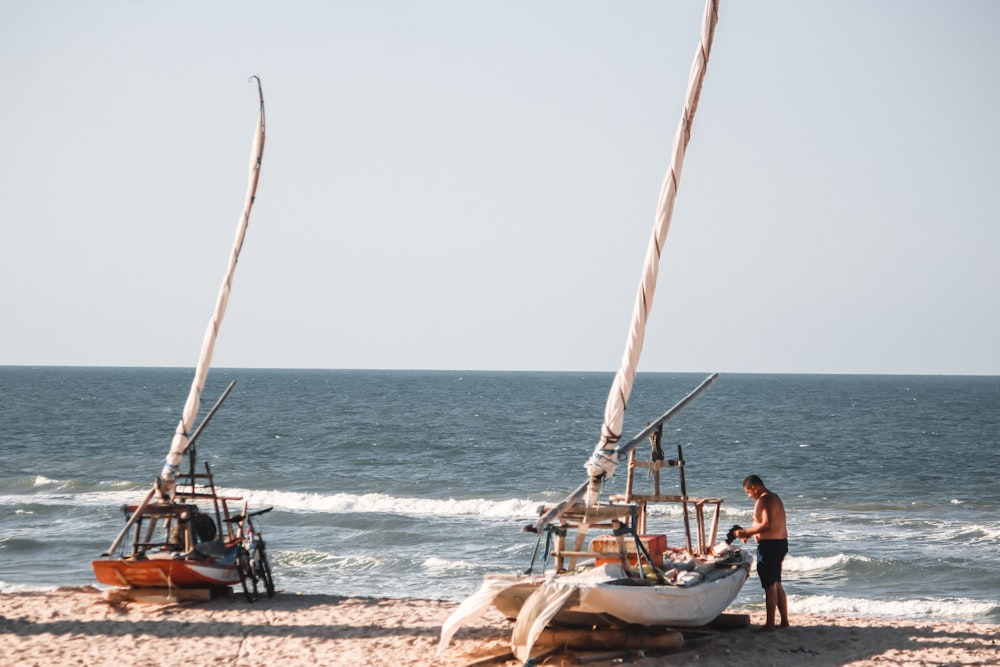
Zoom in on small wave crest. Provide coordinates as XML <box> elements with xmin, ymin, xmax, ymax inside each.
<box><xmin>784</xmin><ymin>553</ymin><xmax>870</xmax><ymax>573</ymax></box>
<box><xmin>0</xmin><ymin>581</ymin><xmax>55</xmax><ymax>594</ymax></box>
<box><xmin>423</xmin><ymin>557</ymin><xmax>477</xmax><ymax>573</ymax></box>
<box><xmin>0</xmin><ymin>475</ymin><xmax>148</xmax><ymax>508</ymax></box>
<box><xmin>790</xmin><ymin>593</ymin><xmax>998</xmax><ymax>621</ymax></box>
<box><xmin>934</xmin><ymin>522</ymin><xmax>1000</xmax><ymax>542</ymax></box>
<box><xmin>280</xmin><ymin>549</ymin><xmax>383</xmax><ymax>574</ymax></box>
<box><xmin>2</xmin><ymin>481</ymin><xmax>544</xmax><ymax>521</ymax></box>
<box><xmin>218</xmin><ymin>487</ymin><xmax>542</xmax><ymax>519</ymax></box>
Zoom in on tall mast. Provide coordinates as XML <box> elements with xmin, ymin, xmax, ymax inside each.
<box><xmin>585</xmin><ymin>1</ymin><xmax>719</xmax><ymax>501</ymax></box>
<box><xmin>157</xmin><ymin>77</ymin><xmax>266</xmax><ymax>499</ymax></box>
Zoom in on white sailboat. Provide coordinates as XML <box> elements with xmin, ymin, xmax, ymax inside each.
<box><xmin>92</xmin><ymin>77</ymin><xmax>274</xmax><ymax>601</ymax></box>
<box><xmin>439</xmin><ymin>1</ymin><xmax>747</xmax><ymax>660</ymax></box>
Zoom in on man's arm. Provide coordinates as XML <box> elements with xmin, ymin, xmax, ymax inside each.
<box><xmin>737</xmin><ymin>497</ymin><xmax>774</xmax><ymax>540</ymax></box>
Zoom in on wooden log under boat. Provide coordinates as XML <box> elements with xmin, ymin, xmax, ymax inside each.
<box><xmin>103</xmin><ymin>587</ymin><xmax>214</xmax><ymax>604</ymax></box>
<box><xmin>534</xmin><ymin>626</ymin><xmax>684</xmax><ymax>651</ymax></box>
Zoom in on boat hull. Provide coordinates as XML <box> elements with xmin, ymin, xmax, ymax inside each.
<box><xmin>92</xmin><ymin>556</ymin><xmax>240</xmax><ymax>589</ymax></box>
<box><xmin>492</xmin><ymin>555</ymin><xmax>751</xmax><ymax>628</ymax></box>
<box><xmin>569</xmin><ymin>568</ymin><xmax>749</xmax><ymax>627</ymax></box>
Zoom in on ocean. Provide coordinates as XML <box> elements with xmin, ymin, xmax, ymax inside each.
<box><xmin>1</xmin><ymin>367</ymin><xmax>998</xmax><ymax>624</ymax></box>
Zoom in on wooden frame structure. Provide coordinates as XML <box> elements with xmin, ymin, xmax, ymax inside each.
<box><xmin>609</xmin><ymin>424</ymin><xmax>723</xmax><ymax>556</ymax></box>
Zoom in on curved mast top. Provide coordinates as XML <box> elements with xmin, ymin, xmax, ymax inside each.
<box><xmin>157</xmin><ymin>77</ymin><xmax>266</xmax><ymax>499</ymax></box>
<box><xmin>584</xmin><ymin>0</ymin><xmax>719</xmax><ymax>499</ymax></box>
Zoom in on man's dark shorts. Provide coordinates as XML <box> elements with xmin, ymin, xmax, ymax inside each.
<box><xmin>756</xmin><ymin>538</ymin><xmax>788</xmax><ymax>589</ymax></box>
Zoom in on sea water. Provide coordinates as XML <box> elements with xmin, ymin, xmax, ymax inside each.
<box><xmin>1</xmin><ymin>367</ymin><xmax>998</xmax><ymax>624</ymax></box>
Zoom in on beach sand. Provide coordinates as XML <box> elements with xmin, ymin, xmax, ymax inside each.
<box><xmin>1</xmin><ymin>586</ymin><xmax>997</xmax><ymax>667</ymax></box>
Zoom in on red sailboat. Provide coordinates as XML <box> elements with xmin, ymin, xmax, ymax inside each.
<box><xmin>92</xmin><ymin>77</ymin><xmax>274</xmax><ymax>602</ymax></box>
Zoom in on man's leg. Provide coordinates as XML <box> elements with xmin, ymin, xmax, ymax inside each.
<box><xmin>776</xmin><ymin>581</ymin><xmax>789</xmax><ymax>627</ymax></box>
<box><xmin>762</xmin><ymin>583</ymin><xmax>777</xmax><ymax>630</ymax></box>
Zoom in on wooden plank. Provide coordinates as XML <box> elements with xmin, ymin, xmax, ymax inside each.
<box><xmin>536</xmin><ymin>503</ymin><xmax>634</xmax><ymax>523</ymax></box>
<box><xmin>631</xmin><ymin>459</ymin><xmax>681</xmax><ymax>470</ymax></box>
<box><xmin>103</xmin><ymin>587</ymin><xmax>213</xmax><ymax>604</ymax></box>
<box><xmin>551</xmin><ymin>550</ymin><xmax>618</xmax><ymax>560</ymax></box>
<box><xmin>618</xmin><ymin>495</ymin><xmax>721</xmax><ymax>504</ymax></box>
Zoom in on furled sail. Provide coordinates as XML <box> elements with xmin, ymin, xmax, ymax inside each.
<box><xmin>157</xmin><ymin>77</ymin><xmax>266</xmax><ymax>498</ymax></box>
<box><xmin>585</xmin><ymin>0</ymin><xmax>719</xmax><ymax>488</ymax></box>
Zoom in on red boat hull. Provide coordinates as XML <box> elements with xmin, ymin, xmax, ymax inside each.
<box><xmin>92</xmin><ymin>556</ymin><xmax>240</xmax><ymax>588</ymax></box>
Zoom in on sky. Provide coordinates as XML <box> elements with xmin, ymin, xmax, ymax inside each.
<box><xmin>2</xmin><ymin>1</ymin><xmax>998</xmax><ymax>375</ymax></box>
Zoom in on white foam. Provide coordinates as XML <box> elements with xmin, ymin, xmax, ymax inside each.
<box><xmin>790</xmin><ymin>594</ymin><xmax>997</xmax><ymax>621</ymax></box>
<box><xmin>784</xmin><ymin>553</ymin><xmax>866</xmax><ymax>573</ymax></box>
<box><xmin>219</xmin><ymin>487</ymin><xmax>542</xmax><ymax>519</ymax></box>
<box><xmin>423</xmin><ymin>557</ymin><xmax>477</xmax><ymax>573</ymax></box>
<box><xmin>0</xmin><ymin>488</ymin><xmax>140</xmax><ymax>508</ymax></box>
<box><xmin>282</xmin><ymin>550</ymin><xmax>383</xmax><ymax>572</ymax></box>
<box><xmin>0</xmin><ymin>581</ymin><xmax>55</xmax><ymax>594</ymax></box>
<box><xmin>2</xmin><ymin>482</ymin><xmax>544</xmax><ymax>521</ymax></box>
<box><xmin>967</xmin><ymin>523</ymin><xmax>1000</xmax><ymax>541</ymax></box>
<box><xmin>279</xmin><ymin>548</ymin><xmax>335</xmax><ymax>566</ymax></box>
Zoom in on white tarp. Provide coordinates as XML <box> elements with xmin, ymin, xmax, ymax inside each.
<box><xmin>436</xmin><ymin>577</ymin><xmax>522</xmax><ymax>655</ymax></box>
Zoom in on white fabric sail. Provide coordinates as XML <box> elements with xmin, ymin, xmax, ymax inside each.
<box><xmin>586</xmin><ymin>0</ymin><xmax>719</xmax><ymax>482</ymax></box>
<box><xmin>159</xmin><ymin>77</ymin><xmax>266</xmax><ymax>493</ymax></box>
<box><xmin>437</xmin><ymin>5</ymin><xmax>726</xmax><ymax>654</ymax></box>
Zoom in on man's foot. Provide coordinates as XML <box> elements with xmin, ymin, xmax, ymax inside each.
<box><xmin>755</xmin><ymin>625</ymin><xmax>777</xmax><ymax>633</ymax></box>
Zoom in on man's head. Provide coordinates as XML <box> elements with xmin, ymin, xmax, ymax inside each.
<box><xmin>743</xmin><ymin>474</ymin><xmax>765</xmax><ymax>498</ymax></box>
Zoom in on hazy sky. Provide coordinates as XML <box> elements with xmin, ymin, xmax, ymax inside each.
<box><xmin>2</xmin><ymin>1</ymin><xmax>998</xmax><ymax>375</ymax></box>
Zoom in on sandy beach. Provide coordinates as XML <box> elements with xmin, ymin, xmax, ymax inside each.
<box><xmin>1</xmin><ymin>586</ymin><xmax>997</xmax><ymax>667</ymax></box>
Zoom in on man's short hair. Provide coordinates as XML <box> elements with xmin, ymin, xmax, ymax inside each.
<box><xmin>743</xmin><ymin>474</ymin><xmax>764</xmax><ymax>488</ymax></box>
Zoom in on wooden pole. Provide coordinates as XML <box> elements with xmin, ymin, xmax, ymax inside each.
<box><xmin>185</xmin><ymin>380</ymin><xmax>237</xmax><ymax>455</ymax></box>
<box><xmin>529</xmin><ymin>374</ymin><xmax>718</xmax><ymax>535</ymax></box>
<box><xmin>100</xmin><ymin>488</ymin><xmax>155</xmax><ymax>557</ymax></box>
<box><xmin>678</xmin><ymin>443</ymin><xmax>692</xmax><ymax>553</ymax></box>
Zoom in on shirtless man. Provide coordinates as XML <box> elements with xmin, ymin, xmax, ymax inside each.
<box><xmin>734</xmin><ymin>474</ymin><xmax>789</xmax><ymax>631</ymax></box>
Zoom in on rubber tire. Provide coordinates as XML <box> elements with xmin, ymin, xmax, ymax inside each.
<box><xmin>254</xmin><ymin>542</ymin><xmax>276</xmax><ymax>598</ymax></box>
<box><xmin>238</xmin><ymin>547</ymin><xmax>259</xmax><ymax>602</ymax></box>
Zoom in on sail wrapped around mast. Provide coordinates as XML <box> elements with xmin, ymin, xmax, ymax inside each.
<box><xmin>158</xmin><ymin>77</ymin><xmax>266</xmax><ymax>496</ymax></box>
<box><xmin>586</xmin><ymin>0</ymin><xmax>719</xmax><ymax>483</ymax></box>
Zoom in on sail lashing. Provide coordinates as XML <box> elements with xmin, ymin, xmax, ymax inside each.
<box><xmin>158</xmin><ymin>77</ymin><xmax>266</xmax><ymax>499</ymax></box>
<box><xmin>585</xmin><ymin>0</ymin><xmax>719</xmax><ymax>498</ymax></box>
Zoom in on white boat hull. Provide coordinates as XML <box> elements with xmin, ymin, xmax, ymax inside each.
<box><xmin>439</xmin><ymin>554</ymin><xmax>750</xmax><ymax>663</ymax></box>
<box><xmin>492</xmin><ymin>553</ymin><xmax>751</xmax><ymax>628</ymax></box>
<box><xmin>567</xmin><ymin>566</ymin><xmax>749</xmax><ymax>627</ymax></box>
